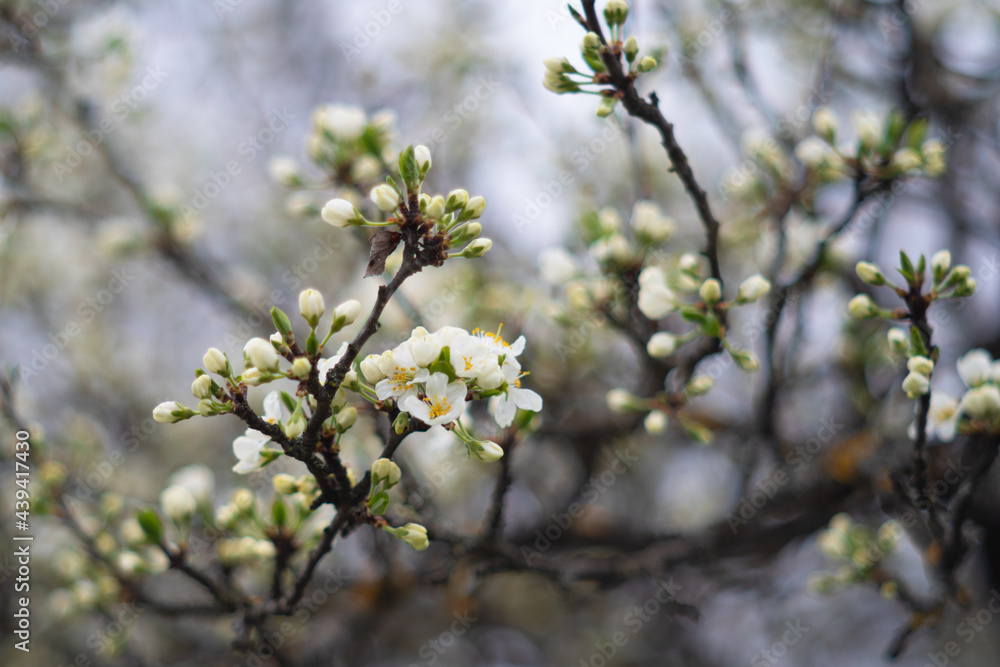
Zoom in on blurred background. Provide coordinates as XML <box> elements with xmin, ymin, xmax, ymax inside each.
<box><xmin>2</xmin><ymin>0</ymin><xmax>1000</xmax><ymax>665</ymax></box>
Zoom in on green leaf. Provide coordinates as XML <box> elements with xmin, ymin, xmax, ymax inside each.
<box><xmin>915</xmin><ymin>254</ymin><xmax>926</xmax><ymax>282</ymax></box>
<box><xmin>279</xmin><ymin>391</ymin><xmax>297</xmax><ymax>414</ymax></box>
<box><xmin>884</xmin><ymin>109</ymin><xmax>907</xmax><ymax>148</ymax></box>
<box><xmin>271</xmin><ymin>307</ymin><xmax>292</xmax><ymax>336</ymax></box>
<box><xmin>368</xmin><ymin>491</ymin><xmax>390</xmax><ymax>516</ymax></box>
<box><xmin>905</xmin><ymin>118</ymin><xmax>929</xmax><ymax>150</ymax></box>
<box><xmin>399</xmin><ymin>145</ymin><xmax>419</xmax><ymax>194</ymax></box>
<box><xmin>909</xmin><ymin>325</ymin><xmax>928</xmax><ymax>358</ymax></box>
<box><xmin>272</xmin><ymin>497</ymin><xmax>287</xmax><ymax>527</ymax></box>
<box><xmin>306</xmin><ymin>331</ymin><xmax>319</xmax><ymax>358</ymax></box>
<box><xmin>680</xmin><ymin>308</ymin><xmax>707</xmax><ymax>326</ymax></box>
<box><xmin>137</xmin><ymin>507</ymin><xmax>163</xmax><ymax>544</ymax></box>
<box><xmin>897</xmin><ymin>251</ymin><xmax>915</xmax><ymax>283</ymax></box>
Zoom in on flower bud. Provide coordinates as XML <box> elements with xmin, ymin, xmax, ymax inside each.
<box><xmin>731</xmin><ymin>349</ymin><xmax>760</xmax><ymax>372</ymax></box>
<box><xmin>446</xmin><ymin>189</ymin><xmax>469</xmax><ymax>210</ymax></box>
<box><xmin>583</xmin><ymin>32</ymin><xmax>601</xmax><ymax>50</ymax></box>
<box><xmin>393</xmin><ymin>411</ymin><xmax>410</xmax><ymax>434</ymax></box>
<box><xmin>370</xmin><ymin>184</ymin><xmax>400</xmax><ymax>212</ymax></box>
<box><xmin>699</xmin><ymin>278</ymin><xmax>722</xmax><ymax>305</ymax></box>
<box><xmin>414</xmin><ymin>145</ymin><xmax>432</xmax><ymax>172</ymax></box>
<box><xmin>737</xmin><ymin>274</ymin><xmax>771</xmax><ymax>303</ymax></box>
<box><xmin>425</xmin><ymin>195</ymin><xmax>445</xmax><ymax>219</ymax></box>
<box><xmin>267</xmin><ymin>156</ymin><xmax>301</xmax><ymax>186</ymax></box>
<box><xmin>284</xmin><ymin>411</ymin><xmax>306</xmax><ymax>439</ymax></box>
<box><xmin>358</xmin><ymin>354</ymin><xmax>384</xmax><ymax>384</ymax></box>
<box><xmin>290</xmin><ymin>357</ymin><xmax>311</xmax><ymax>380</ymax></box>
<box><xmin>795</xmin><ymin>137</ymin><xmax>828</xmax><ymax>168</ymax></box>
<box><xmin>329</xmin><ymin>301</ymin><xmax>360</xmax><ymax>331</ymax></box>
<box><xmin>394</xmin><ymin>522</ymin><xmax>430</xmax><ymax>550</ymax></box>
<box><xmin>812</xmin><ymin>107</ymin><xmax>838</xmax><ymax>142</ymax></box>
<box><xmin>686</xmin><ymin>376</ymin><xmax>714</xmax><ymax>396</ymax></box>
<box><xmin>606</xmin><ymin>388</ymin><xmax>638</xmax><ymax>413</ymax></box>
<box><xmin>887</xmin><ymin>328</ymin><xmax>909</xmax><ymax>355</ymax></box>
<box><xmin>604</xmin><ymin>0</ymin><xmax>629</xmax><ymax>26</ymax></box>
<box><xmin>321</xmin><ymin>198</ymin><xmax>360</xmax><ymax>228</ymax></box>
<box><xmin>931</xmin><ymin>250</ymin><xmax>951</xmax><ymax>281</ymax></box>
<box><xmin>476</xmin><ymin>360</ymin><xmax>505</xmax><ymax>390</ymax></box>
<box><xmin>644</xmin><ymin>410</ymin><xmax>668</xmax><ymax>434</ymax></box>
<box><xmin>646</xmin><ymin>332</ymin><xmax>677</xmax><ymax>358</ymax></box>
<box><xmin>153</xmin><ymin>401</ymin><xmax>188</xmax><ymax>424</ymax></box>
<box><xmin>464</xmin><ymin>196</ymin><xmax>487</xmax><ymax>219</ymax></box>
<box><xmin>272</xmin><ymin>474</ymin><xmax>299</xmax><ymax>495</ymax></box>
<box><xmin>891</xmin><ymin>148</ymin><xmax>922</xmax><ymax>173</ymax></box>
<box><xmin>906</xmin><ymin>356</ymin><xmax>934</xmax><ymax>376</ymax></box>
<box><xmin>623</xmin><ymin>36</ymin><xmax>639</xmax><ymax>62</ymax></box>
<box><xmin>337</xmin><ymin>406</ymin><xmax>358</xmax><ymax>430</ymax></box>
<box><xmin>901</xmin><ymin>372</ymin><xmax>930</xmax><ymax>399</ymax></box>
<box><xmin>203</xmin><ymin>348</ymin><xmax>229</xmax><ymax>376</ymax></box>
<box><xmin>198</xmin><ymin>400</ymin><xmax>215</xmax><ymax>416</ymax></box>
<box><xmin>371</xmin><ymin>458</ymin><xmax>402</xmax><ymax>487</ymax></box>
<box><xmin>243</xmin><ymin>368</ymin><xmax>264</xmax><ymax>386</ymax></box>
<box><xmin>469</xmin><ymin>440</ymin><xmax>504</xmax><ymax>462</ymax></box>
<box><xmin>637</xmin><ymin>56</ymin><xmax>657</xmax><ymax>72</ymax></box>
<box><xmin>462</xmin><ymin>238</ymin><xmax>492</xmax><ymax>258</ymax></box>
<box><xmin>960</xmin><ymin>385</ymin><xmax>1000</xmax><ymax>419</ymax></box>
<box><xmin>245</xmin><ymin>337</ymin><xmax>281</xmax><ymax>372</ymax></box>
<box><xmin>630</xmin><ymin>201</ymin><xmax>674</xmax><ymax>243</ymax></box>
<box><xmin>299</xmin><ymin>288</ymin><xmax>325</xmax><ymax>326</ymax></box>
<box><xmin>160</xmin><ymin>485</ymin><xmax>196</xmax><ymax>522</ymax></box>
<box><xmin>191</xmin><ymin>375</ymin><xmax>213</xmax><ymax>400</ymax></box>
<box><xmin>679</xmin><ymin>253</ymin><xmax>700</xmax><ymax>275</ymax></box>
<box><xmin>855</xmin><ymin>261</ymin><xmax>886</xmax><ymax>285</ymax></box>
<box><xmin>848</xmin><ymin>294</ymin><xmax>878</xmax><ymax>319</ymax></box>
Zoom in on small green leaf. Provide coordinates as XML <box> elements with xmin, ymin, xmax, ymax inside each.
<box><xmin>368</xmin><ymin>491</ymin><xmax>390</xmax><ymax>516</ymax></box>
<box><xmin>898</xmin><ymin>251</ymin><xmax>915</xmax><ymax>283</ymax></box>
<box><xmin>137</xmin><ymin>507</ymin><xmax>163</xmax><ymax>544</ymax></box>
<box><xmin>399</xmin><ymin>145</ymin><xmax>419</xmax><ymax>193</ymax></box>
<box><xmin>271</xmin><ymin>307</ymin><xmax>292</xmax><ymax>336</ymax></box>
<box><xmin>279</xmin><ymin>391</ymin><xmax>297</xmax><ymax>414</ymax></box>
<box><xmin>905</xmin><ymin>118</ymin><xmax>929</xmax><ymax>150</ymax></box>
<box><xmin>680</xmin><ymin>308</ymin><xmax>707</xmax><ymax>326</ymax></box>
<box><xmin>272</xmin><ymin>497</ymin><xmax>287</xmax><ymax>527</ymax></box>
<box><xmin>909</xmin><ymin>325</ymin><xmax>928</xmax><ymax>358</ymax></box>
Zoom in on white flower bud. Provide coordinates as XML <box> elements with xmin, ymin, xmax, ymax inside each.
<box><xmin>544</xmin><ymin>57</ymin><xmax>576</xmax><ymax>74</ymax></box>
<box><xmin>245</xmin><ymin>337</ymin><xmax>281</xmax><ymax>372</ymax></box>
<box><xmin>583</xmin><ymin>32</ymin><xmax>601</xmax><ymax>50</ymax></box>
<box><xmin>153</xmin><ymin>401</ymin><xmax>185</xmax><ymax>424</ymax></box>
<box><xmin>267</xmin><ymin>156</ymin><xmax>300</xmax><ymax>186</ymax></box>
<box><xmin>243</xmin><ymin>368</ymin><xmax>264</xmax><ymax>386</ymax></box>
<box><xmin>891</xmin><ymin>148</ymin><xmax>922</xmax><ymax>173</ymax></box>
<box><xmin>538</xmin><ymin>247</ymin><xmax>579</xmax><ymax>285</ymax></box>
<box><xmin>414</xmin><ymin>145</ymin><xmax>432</xmax><ymax>172</ymax></box>
<box><xmin>960</xmin><ymin>385</ymin><xmax>1000</xmax><ymax>419</ymax></box>
<box><xmin>848</xmin><ymin>294</ymin><xmax>878</xmax><ymax>319</ymax></box>
<box><xmin>646</xmin><ymin>332</ymin><xmax>677</xmax><ymax>358</ymax></box>
<box><xmin>644</xmin><ymin>410</ymin><xmax>668</xmax><ymax>434</ymax></box>
<box><xmin>337</xmin><ymin>406</ymin><xmax>358</xmax><ymax>430</ymax></box>
<box><xmin>737</xmin><ymin>274</ymin><xmax>771</xmax><ymax>303</ymax></box>
<box><xmin>299</xmin><ymin>288</ymin><xmax>325</xmax><ymax>326</ymax></box>
<box><xmin>476</xmin><ymin>361</ymin><xmax>505</xmax><ymax>390</ymax></box>
<box><xmin>198</xmin><ymin>399</ymin><xmax>215</xmax><ymax>416</ymax></box>
<box><xmin>463</xmin><ymin>238</ymin><xmax>492</xmax><ymax>257</ymax></box>
<box><xmin>686</xmin><ymin>376</ymin><xmax>714</xmax><ymax>396</ymax></box>
<box><xmin>812</xmin><ymin>107</ymin><xmax>838</xmax><ymax>141</ymax></box>
<box><xmin>321</xmin><ymin>198</ymin><xmax>360</xmax><ymax>228</ymax></box>
<box><xmin>630</xmin><ymin>201</ymin><xmax>674</xmax><ymax>243</ymax></box>
<box><xmin>447</xmin><ymin>189</ymin><xmax>469</xmax><ymax>210</ymax></box>
<box><xmin>795</xmin><ymin>137</ymin><xmax>828</xmax><ymax>168</ymax></box>
<box><xmin>637</xmin><ymin>56</ymin><xmax>656</xmax><ymax>72</ymax></box>
<box><xmin>887</xmin><ymin>328</ymin><xmax>909</xmax><ymax>355</ymax></box>
<box><xmin>395</xmin><ymin>523</ymin><xmax>429</xmax><ymax>550</ymax></box>
<box><xmin>699</xmin><ymin>278</ymin><xmax>722</xmax><ymax>305</ymax></box>
<box><xmin>315</xmin><ymin>104</ymin><xmax>366</xmax><ymax>141</ymax></box>
<box><xmin>906</xmin><ymin>356</ymin><xmax>934</xmax><ymax>376</ymax></box>
<box><xmin>855</xmin><ymin>261</ymin><xmax>885</xmax><ymax>285</ymax></box>
<box><xmin>732</xmin><ymin>349</ymin><xmax>760</xmax><ymax>372</ymax></box>
<box><xmin>232</xmin><ymin>489</ymin><xmax>254</xmax><ymax>511</ymax></box>
<box><xmin>168</xmin><ymin>464</ymin><xmax>215</xmax><ymax>508</ymax></box>
<box><xmin>901</xmin><ymin>372</ymin><xmax>930</xmax><ymax>399</ymax></box>
<box><xmin>272</xmin><ymin>474</ymin><xmax>299</xmax><ymax>495</ymax></box>
<box><xmin>469</xmin><ymin>440</ymin><xmax>504</xmax><ymax>462</ymax></box>
<box><xmin>931</xmin><ymin>250</ymin><xmax>951</xmax><ymax>279</ymax></box>
<box><xmin>160</xmin><ymin>485</ymin><xmax>197</xmax><ymax>522</ymax></box>
<box><xmin>290</xmin><ymin>357</ymin><xmax>311</xmax><ymax>379</ymax></box>
<box><xmin>852</xmin><ymin>111</ymin><xmax>883</xmax><ymax>150</ymax></box>
<box><xmin>191</xmin><ymin>375</ymin><xmax>213</xmax><ymax>400</ymax></box>
<box><xmin>606</xmin><ymin>388</ymin><xmax>637</xmax><ymax>413</ymax></box>
<box><xmin>334</xmin><ymin>299</ymin><xmax>362</xmax><ymax>326</ymax></box>
<box><xmin>679</xmin><ymin>253</ymin><xmax>700</xmax><ymax>275</ymax></box>
<box><xmin>370</xmin><ymin>184</ymin><xmax>400</xmax><ymax>212</ymax></box>
<box><xmin>360</xmin><ymin>354</ymin><xmax>385</xmax><ymax>383</ymax></box>
<box><xmin>350</xmin><ymin>154</ymin><xmax>382</xmax><ymax>183</ymax></box>
<box><xmin>371</xmin><ymin>458</ymin><xmax>402</xmax><ymax>486</ymax></box>
<box><xmin>464</xmin><ymin>195</ymin><xmax>487</xmax><ymax>219</ymax></box>
<box><xmin>203</xmin><ymin>347</ymin><xmax>229</xmax><ymax>375</ymax></box>
<box><xmin>284</xmin><ymin>412</ymin><xmax>306</xmax><ymax>439</ymax></box>
<box><xmin>425</xmin><ymin>195</ymin><xmax>446</xmax><ymax>219</ymax></box>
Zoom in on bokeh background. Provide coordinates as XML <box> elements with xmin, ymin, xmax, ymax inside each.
<box><xmin>2</xmin><ymin>0</ymin><xmax>1000</xmax><ymax>665</ymax></box>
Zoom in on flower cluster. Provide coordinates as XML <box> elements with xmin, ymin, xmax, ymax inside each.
<box><xmin>543</xmin><ymin>0</ymin><xmax>658</xmax><ymax>117</ymax></box>
<box><xmin>356</xmin><ymin>324</ymin><xmax>542</xmax><ymax>458</ymax></box>
<box><xmin>321</xmin><ymin>145</ymin><xmax>491</xmax><ymax>261</ymax></box>
<box><xmin>849</xmin><ymin>250</ymin><xmax>975</xmax><ymax>322</ymax></box>
<box><xmin>807</xmin><ymin>514</ymin><xmax>902</xmax><ymax>598</ymax></box>
<box><xmin>906</xmin><ymin>348</ymin><xmax>1000</xmax><ymax>442</ymax></box>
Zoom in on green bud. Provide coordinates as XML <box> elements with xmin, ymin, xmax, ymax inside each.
<box><xmin>271</xmin><ymin>307</ymin><xmax>293</xmax><ymax>336</ymax></box>
<box><xmin>623</xmin><ymin>36</ymin><xmax>639</xmax><ymax>62</ymax></box>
